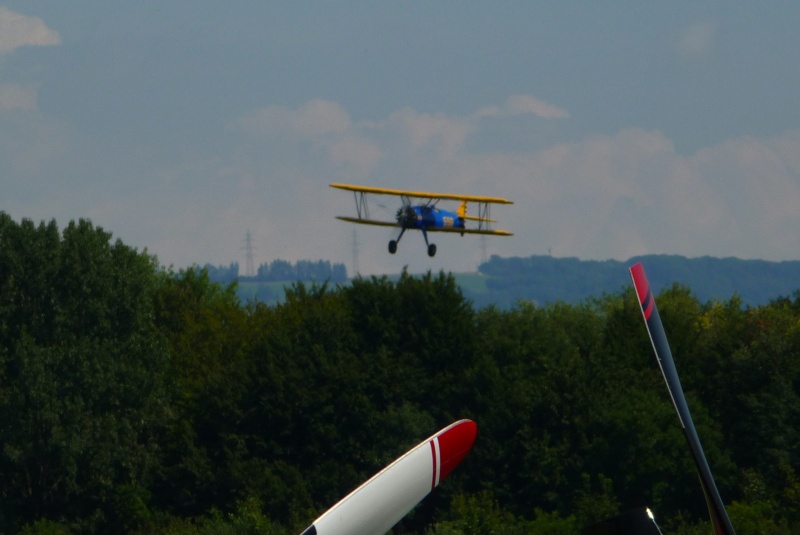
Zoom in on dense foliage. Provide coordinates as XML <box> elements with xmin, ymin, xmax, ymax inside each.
<box><xmin>1</xmin><ymin>214</ymin><xmax>799</xmax><ymax>534</ymax></box>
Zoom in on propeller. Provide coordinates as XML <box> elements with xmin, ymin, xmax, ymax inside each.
<box><xmin>629</xmin><ymin>262</ymin><xmax>736</xmax><ymax>535</ymax></box>
<box><xmin>396</xmin><ymin>206</ymin><xmax>417</xmax><ymax>227</ymax></box>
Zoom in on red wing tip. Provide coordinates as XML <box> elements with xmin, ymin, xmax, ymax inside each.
<box><xmin>629</xmin><ymin>262</ymin><xmax>651</xmax><ymax>304</ymax></box>
<box><xmin>437</xmin><ymin>419</ymin><xmax>477</xmax><ymax>482</ymax></box>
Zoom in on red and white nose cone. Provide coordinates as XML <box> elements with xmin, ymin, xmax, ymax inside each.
<box><xmin>301</xmin><ymin>419</ymin><xmax>478</xmax><ymax>535</ymax></box>
<box><xmin>431</xmin><ymin>419</ymin><xmax>477</xmax><ymax>488</ymax></box>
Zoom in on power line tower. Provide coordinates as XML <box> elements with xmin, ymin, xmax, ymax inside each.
<box><xmin>480</xmin><ymin>235</ymin><xmax>488</xmax><ymax>266</ymax></box>
<box><xmin>243</xmin><ymin>229</ymin><xmax>256</xmax><ymax>277</ymax></box>
<box><xmin>351</xmin><ymin>229</ymin><xmax>360</xmax><ymax>276</ymax></box>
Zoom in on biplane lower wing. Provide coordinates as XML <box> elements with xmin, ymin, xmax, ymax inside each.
<box><xmin>335</xmin><ymin>217</ymin><xmax>512</xmax><ymax>236</ymax></box>
<box><xmin>462</xmin><ymin>215</ymin><xmax>496</xmax><ymax>223</ymax></box>
<box><xmin>428</xmin><ymin>227</ymin><xmax>513</xmax><ymax>236</ymax></box>
<box><xmin>335</xmin><ymin>216</ymin><xmax>398</xmax><ymax>228</ymax></box>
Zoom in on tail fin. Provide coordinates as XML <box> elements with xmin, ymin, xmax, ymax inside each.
<box><xmin>629</xmin><ymin>263</ymin><xmax>736</xmax><ymax>535</ymax></box>
<box><xmin>457</xmin><ymin>201</ymin><xmax>467</xmax><ymax>235</ymax></box>
<box><xmin>457</xmin><ymin>201</ymin><xmax>467</xmax><ymax>219</ymax></box>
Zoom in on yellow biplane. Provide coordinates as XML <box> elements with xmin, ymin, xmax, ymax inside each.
<box><xmin>330</xmin><ymin>183</ymin><xmax>513</xmax><ymax>257</ymax></box>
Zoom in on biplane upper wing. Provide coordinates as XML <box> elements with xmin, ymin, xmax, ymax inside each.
<box><xmin>330</xmin><ymin>183</ymin><xmax>513</xmax><ymax>205</ymax></box>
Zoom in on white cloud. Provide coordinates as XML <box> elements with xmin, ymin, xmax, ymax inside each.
<box><xmin>690</xmin><ymin>135</ymin><xmax>800</xmax><ymax>244</ymax></box>
<box><xmin>388</xmin><ymin>107</ymin><xmax>475</xmax><ymax>160</ymax></box>
<box><xmin>291</xmin><ymin>99</ymin><xmax>352</xmax><ymax>138</ymax></box>
<box><xmin>473</xmin><ymin>94</ymin><xmax>569</xmax><ymax>120</ymax></box>
<box><xmin>0</xmin><ymin>7</ymin><xmax>60</xmax><ymax>55</ymax></box>
<box><xmin>230</xmin><ymin>100</ymin><xmax>382</xmax><ymax>179</ymax></box>
<box><xmin>230</xmin><ymin>99</ymin><xmax>351</xmax><ymax>139</ymax></box>
<box><xmin>506</xmin><ymin>128</ymin><xmax>800</xmax><ymax>262</ymax></box>
<box><xmin>0</xmin><ymin>83</ymin><xmax>37</xmax><ymax>111</ymax></box>
<box><xmin>677</xmin><ymin>22</ymin><xmax>716</xmax><ymax>59</ymax></box>
<box><xmin>505</xmin><ymin>94</ymin><xmax>569</xmax><ymax>119</ymax></box>
<box><xmin>8</xmin><ymin>94</ymin><xmax>800</xmax><ymax>275</ymax></box>
<box><xmin>327</xmin><ymin>136</ymin><xmax>383</xmax><ymax>179</ymax></box>
<box><xmin>212</xmin><ymin>101</ymin><xmax>800</xmax><ymax>272</ymax></box>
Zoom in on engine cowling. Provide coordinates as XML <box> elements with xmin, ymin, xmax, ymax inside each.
<box><xmin>396</xmin><ymin>206</ymin><xmax>417</xmax><ymax>228</ymax></box>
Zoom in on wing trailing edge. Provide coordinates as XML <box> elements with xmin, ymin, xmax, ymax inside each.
<box><xmin>334</xmin><ymin>217</ymin><xmax>512</xmax><ymax>235</ymax></box>
<box><xmin>427</xmin><ymin>227</ymin><xmax>513</xmax><ymax>236</ymax></box>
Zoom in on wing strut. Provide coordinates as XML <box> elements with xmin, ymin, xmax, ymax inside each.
<box><xmin>352</xmin><ymin>191</ymin><xmax>370</xmax><ymax>220</ymax></box>
<box><xmin>629</xmin><ymin>263</ymin><xmax>736</xmax><ymax>535</ymax></box>
<box><xmin>476</xmin><ymin>202</ymin><xmax>492</xmax><ymax>231</ymax></box>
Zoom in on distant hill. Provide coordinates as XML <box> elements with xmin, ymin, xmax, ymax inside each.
<box><xmin>469</xmin><ymin>254</ymin><xmax>800</xmax><ymax>308</ymax></box>
<box><xmin>202</xmin><ymin>259</ymin><xmax>348</xmax><ymax>304</ymax></box>
<box><xmin>230</xmin><ymin>254</ymin><xmax>800</xmax><ymax>308</ymax></box>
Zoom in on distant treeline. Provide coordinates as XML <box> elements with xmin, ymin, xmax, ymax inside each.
<box><xmin>476</xmin><ymin>254</ymin><xmax>800</xmax><ymax>308</ymax></box>
<box><xmin>211</xmin><ymin>253</ymin><xmax>800</xmax><ymax>310</ymax></box>
<box><xmin>203</xmin><ymin>259</ymin><xmax>348</xmax><ymax>284</ymax></box>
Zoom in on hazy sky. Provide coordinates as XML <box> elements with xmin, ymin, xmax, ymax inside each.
<box><xmin>3</xmin><ymin>2</ymin><xmax>800</xmax><ymax>275</ymax></box>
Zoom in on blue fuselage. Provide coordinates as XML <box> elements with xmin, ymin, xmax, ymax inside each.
<box><xmin>407</xmin><ymin>206</ymin><xmax>465</xmax><ymax>231</ymax></box>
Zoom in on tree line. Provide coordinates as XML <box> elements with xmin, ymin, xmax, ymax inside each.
<box><xmin>204</xmin><ymin>259</ymin><xmax>348</xmax><ymax>284</ymax></box>
<box><xmin>0</xmin><ymin>213</ymin><xmax>798</xmax><ymax>534</ymax></box>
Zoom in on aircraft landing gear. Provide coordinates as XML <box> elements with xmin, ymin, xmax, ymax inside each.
<box><xmin>389</xmin><ymin>228</ymin><xmax>406</xmax><ymax>254</ymax></box>
<box><xmin>388</xmin><ymin>227</ymin><xmax>436</xmax><ymax>256</ymax></box>
<box><xmin>422</xmin><ymin>229</ymin><xmax>436</xmax><ymax>257</ymax></box>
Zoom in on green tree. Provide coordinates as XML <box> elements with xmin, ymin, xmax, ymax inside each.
<box><xmin>151</xmin><ymin>266</ymin><xmax>254</xmax><ymax>518</ymax></box>
<box><xmin>0</xmin><ymin>215</ymin><xmax>169</xmax><ymax>532</ymax></box>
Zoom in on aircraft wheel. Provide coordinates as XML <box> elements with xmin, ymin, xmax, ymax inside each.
<box><xmin>389</xmin><ymin>240</ymin><xmax>397</xmax><ymax>254</ymax></box>
<box><xmin>427</xmin><ymin>243</ymin><xmax>437</xmax><ymax>257</ymax></box>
